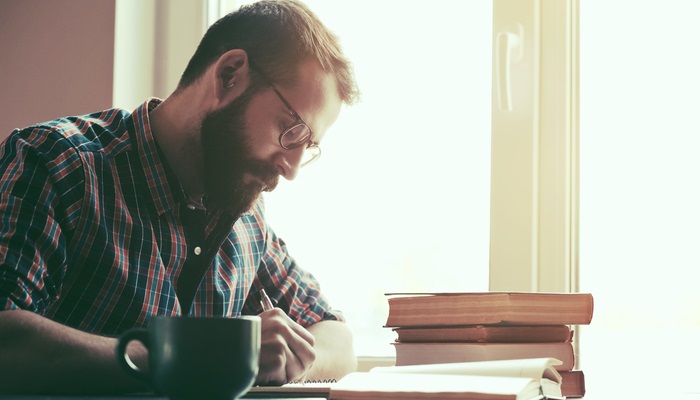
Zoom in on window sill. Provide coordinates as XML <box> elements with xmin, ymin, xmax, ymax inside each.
<box><xmin>356</xmin><ymin>356</ymin><xmax>396</xmax><ymax>372</ymax></box>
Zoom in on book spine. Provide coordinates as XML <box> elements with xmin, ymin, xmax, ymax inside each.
<box><xmin>559</xmin><ymin>370</ymin><xmax>586</xmax><ymax>398</ymax></box>
<box><xmin>394</xmin><ymin>325</ymin><xmax>573</xmax><ymax>343</ymax></box>
<box><xmin>393</xmin><ymin>342</ymin><xmax>575</xmax><ymax>371</ymax></box>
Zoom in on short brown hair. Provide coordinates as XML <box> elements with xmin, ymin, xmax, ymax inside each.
<box><xmin>178</xmin><ymin>0</ymin><xmax>359</xmax><ymax>104</ymax></box>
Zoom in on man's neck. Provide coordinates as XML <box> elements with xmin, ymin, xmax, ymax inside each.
<box><xmin>149</xmin><ymin>93</ymin><xmax>207</xmax><ymax>200</ymax></box>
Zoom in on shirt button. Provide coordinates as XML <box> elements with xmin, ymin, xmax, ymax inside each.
<box><xmin>194</xmin><ymin>246</ymin><xmax>202</xmax><ymax>256</ymax></box>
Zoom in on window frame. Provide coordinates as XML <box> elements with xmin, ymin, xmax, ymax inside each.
<box><xmin>490</xmin><ymin>0</ymin><xmax>578</xmax><ymax>294</ymax></box>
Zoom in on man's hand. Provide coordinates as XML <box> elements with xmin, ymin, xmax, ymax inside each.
<box><xmin>255</xmin><ymin>308</ymin><xmax>316</xmax><ymax>385</ymax></box>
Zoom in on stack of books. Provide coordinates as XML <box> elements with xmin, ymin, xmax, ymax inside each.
<box><xmin>384</xmin><ymin>292</ymin><xmax>594</xmax><ymax>398</ymax></box>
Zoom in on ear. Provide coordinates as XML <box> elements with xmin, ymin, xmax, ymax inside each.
<box><xmin>211</xmin><ymin>49</ymin><xmax>251</xmax><ymax>102</ymax></box>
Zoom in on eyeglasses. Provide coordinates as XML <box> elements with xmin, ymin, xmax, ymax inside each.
<box><xmin>269</xmin><ymin>85</ymin><xmax>321</xmax><ymax>167</ymax></box>
<box><xmin>250</xmin><ymin>64</ymin><xmax>321</xmax><ymax>167</ymax></box>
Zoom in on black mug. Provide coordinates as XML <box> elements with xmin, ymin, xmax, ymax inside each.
<box><xmin>116</xmin><ymin>316</ymin><xmax>261</xmax><ymax>400</ymax></box>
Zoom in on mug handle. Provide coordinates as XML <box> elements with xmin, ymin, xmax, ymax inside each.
<box><xmin>115</xmin><ymin>328</ymin><xmax>150</xmax><ymax>383</ymax></box>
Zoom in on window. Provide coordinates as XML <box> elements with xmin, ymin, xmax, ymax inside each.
<box><xmin>580</xmin><ymin>0</ymin><xmax>700</xmax><ymax>396</ymax></box>
<box><xmin>253</xmin><ymin>0</ymin><xmax>494</xmax><ymax>356</ymax></box>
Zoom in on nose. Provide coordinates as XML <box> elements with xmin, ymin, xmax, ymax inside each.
<box><xmin>274</xmin><ymin>146</ymin><xmax>305</xmax><ymax>180</ymax></box>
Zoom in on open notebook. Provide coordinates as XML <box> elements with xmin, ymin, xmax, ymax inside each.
<box><xmin>244</xmin><ymin>358</ymin><xmax>564</xmax><ymax>400</ymax></box>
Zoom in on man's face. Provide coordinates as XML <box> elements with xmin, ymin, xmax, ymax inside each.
<box><xmin>200</xmin><ymin>85</ymin><xmax>279</xmax><ymax>215</ymax></box>
<box><xmin>199</xmin><ymin>59</ymin><xmax>343</xmax><ymax>215</ymax></box>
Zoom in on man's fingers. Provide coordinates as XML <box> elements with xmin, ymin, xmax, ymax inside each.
<box><xmin>256</xmin><ymin>309</ymin><xmax>317</xmax><ymax>384</ymax></box>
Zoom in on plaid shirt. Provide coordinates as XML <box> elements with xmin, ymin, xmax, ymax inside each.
<box><xmin>0</xmin><ymin>99</ymin><xmax>342</xmax><ymax>336</ymax></box>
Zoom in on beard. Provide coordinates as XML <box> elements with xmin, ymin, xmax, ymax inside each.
<box><xmin>199</xmin><ymin>86</ymin><xmax>279</xmax><ymax>215</ymax></box>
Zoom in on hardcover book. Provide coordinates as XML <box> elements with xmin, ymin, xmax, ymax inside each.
<box><xmin>393</xmin><ymin>324</ymin><xmax>573</xmax><ymax>343</ymax></box>
<box><xmin>392</xmin><ymin>341</ymin><xmax>575</xmax><ymax>371</ymax></box>
<box><xmin>385</xmin><ymin>292</ymin><xmax>594</xmax><ymax>327</ymax></box>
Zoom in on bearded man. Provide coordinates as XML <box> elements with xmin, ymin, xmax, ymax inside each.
<box><xmin>0</xmin><ymin>0</ymin><xmax>359</xmax><ymax>394</ymax></box>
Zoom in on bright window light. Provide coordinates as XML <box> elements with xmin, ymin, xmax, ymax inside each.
<box><xmin>225</xmin><ymin>0</ymin><xmax>494</xmax><ymax>356</ymax></box>
<box><xmin>580</xmin><ymin>0</ymin><xmax>700</xmax><ymax>396</ymax></box>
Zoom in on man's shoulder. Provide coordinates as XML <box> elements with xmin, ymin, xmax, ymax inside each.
<box><xmin>6</xmin><ymin>107</ymin><xmax>134</xmax><ymax>158</ymax></box>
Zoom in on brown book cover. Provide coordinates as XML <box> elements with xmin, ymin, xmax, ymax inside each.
<box><xmin>393</xmin><ymin>324</ymin><xmax>573</xmax><ymax>343</ymax></box>
<box><xmin>392</xmin><ymin>342</ymin><xmax>575</xmax><ymax>371</ymax></box>
<box><xmin>559</xmin><ymin>370</ymin><xmax>586</xmax><ymax>398</ymax></box>
<box><xmin>385</xmin><ymin>292</ymin><xmax>594</xmax><ymax>327</ymax></box>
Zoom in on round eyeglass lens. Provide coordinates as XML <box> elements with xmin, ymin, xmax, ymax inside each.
<box><xmin>301</xmin><ymin>145</ymin><xmax>321</xmax><ymax>166</ymax></box>
<box><xmin>281</xmin><ymin>124</ymin><xmax>312</xmax><ymax>149</ymax></box>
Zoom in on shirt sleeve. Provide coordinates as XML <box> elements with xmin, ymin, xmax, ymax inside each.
<box><xmin>0</xmin><ymin>129</ymin><xmax>73</xmax><ymax>313</ymax></box>
<box><xmin>242</xmin><ymin>201</ymin><xmax>344</xmax><ymax>327</ymax></box>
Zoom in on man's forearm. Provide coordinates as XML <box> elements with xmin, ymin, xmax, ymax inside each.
<box><xmin>0</xmin><ymin>310</ymin><xmax>147</xmax><ymax>394</ymax></box>
<box><xmin>305</xmin><ymin>320</ymin><xmax>357</xmax><ymax>381</ymax></box>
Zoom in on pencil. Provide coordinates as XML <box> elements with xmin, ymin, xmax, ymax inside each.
<box><xmin>259</xmin><ymin>288</ymin><xmax>275</xmax><ymax>311</ymax></box>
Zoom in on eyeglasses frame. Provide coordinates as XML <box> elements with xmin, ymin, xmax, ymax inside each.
<box><xmin>249</xmin><ymin>62</ymin><xmax>321</xmax><ymax>167</ymax></box>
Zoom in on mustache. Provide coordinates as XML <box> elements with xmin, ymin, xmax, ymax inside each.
<box><xmin>246</xmin><ymin>159</ymin><xmax>279</xmax><ymax>191</ymax></box>
<box><xmin>262</xmin><ymin>176</ymin><xmax>279</xmax><ymax>192</ymax></box>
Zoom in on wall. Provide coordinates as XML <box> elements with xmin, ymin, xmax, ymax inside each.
<box><xmin>0</xmin><ymin>0</ymin><xmax>115</xmax><ymax>140</ymax></box>
<box><xmin>113</xmin><ymin>0</ymin><xmax>206</xmax><ymax>111</ymax></box>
